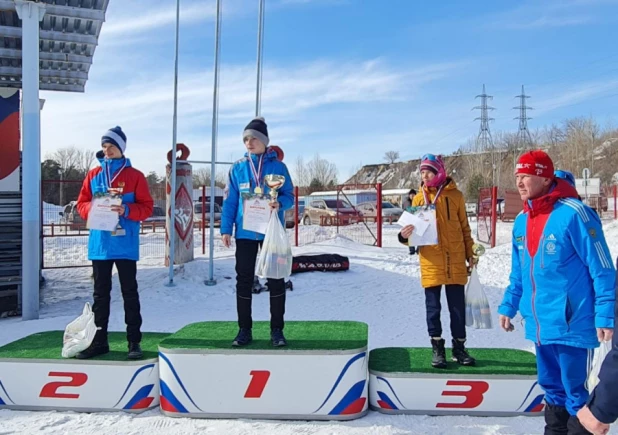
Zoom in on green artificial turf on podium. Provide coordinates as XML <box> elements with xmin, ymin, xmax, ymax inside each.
<box><xmin>0</xmin><ymin>331</ymin><xmax>169</xmax><ymax>361</ymax></box>
<box><xmin>369</xmin><ymin>347</ymin><xmax>537</xmax><ymax>376</ymax></box>
<box><xmin>159</xmin><ymin>321</ymin><xmax>368</xmax><ymax>351</ymax></box>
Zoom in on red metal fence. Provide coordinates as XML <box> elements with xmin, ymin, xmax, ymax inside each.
<box><xmin>291</xmin><ymin>183</ymin><xmax>384</xmax><ymax>248</ymax></box>
<box><xmin>41</xmin><ymin>181</ymin><xmax>393</xmax><ymax>269</ymax></box>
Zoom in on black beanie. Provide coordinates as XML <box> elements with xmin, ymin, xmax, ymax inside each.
<box><xmin>242</xmin><ymin>117</ymin><xmax>269</xmax><ymax>146</ymax></box>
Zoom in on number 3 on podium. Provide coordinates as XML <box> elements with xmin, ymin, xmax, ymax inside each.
<box><xmin>244</xmin><ymin>370</ymin><xmax>271</xmax><ymax>398</ymax></box>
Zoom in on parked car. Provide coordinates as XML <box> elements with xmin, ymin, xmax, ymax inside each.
<box><xmin>356</xmin><ymin>201</ymin><xmax>403</xmax><ymax>221</ymax></box>
<box><xmin>302</xmin><ymin>199</ymin><xmax>363</xmax><ymax>226</ymax></box>
<box><xmin>58</xmin><ymin>201</ymin><xmax>86</xmax><ymax>231</ymax></box>
<box><xmin>144</xmin><ymin>206</ymin><xmax>166</xmax><ymax>224</ymax></box>
<box><xmin>284</xmin><ymin>199</ymin><xmax>305</xmax><ymax>228</ymax></box>
<box><xmin>194</xmin><ymin>202</ymin><xmax>222</xmax><ymax>227</ymax></box>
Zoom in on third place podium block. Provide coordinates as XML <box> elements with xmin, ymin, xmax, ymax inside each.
<box><xmin>369</xmin><ymin>347</ymin><xmax>545</xmax><ymax>417</ymax></box>
<box><xmin>158</xmin><ymin>321</ymin><xmax>369</xmax><ymax>420</ymax></box>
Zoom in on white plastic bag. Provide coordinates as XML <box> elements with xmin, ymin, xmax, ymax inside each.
<box><xmin>61</xmin><ymin>302</ymin><xmax>98</xmax><ymax>358</ymax></box>
<box><xmin>255</xmin><ymin>211</ymin><xmax>293</xmax><ymax>280</ymax></box>
<box><xmin>465</xmin><ymin>267</ymin><xmax>493</xmax><ymax>329</ymax></box>
<box><xmin>586</xmin><ymin>340</ymin><xmax>612</xmax><ymax>391</ymax></box>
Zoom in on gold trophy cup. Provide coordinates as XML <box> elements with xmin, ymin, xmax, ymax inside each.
<box><xmin>264</xmin><ymin>174</ymin><xmax>286</xmax><ymax>202</ymax></box>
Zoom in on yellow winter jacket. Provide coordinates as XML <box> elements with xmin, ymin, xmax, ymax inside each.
<box><xmin>411</xmin><ymin>178</ymin><xmax>474</xmax><ymax>288</ymax></box>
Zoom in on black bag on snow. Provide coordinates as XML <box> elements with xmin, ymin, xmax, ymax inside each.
<box><xmin>291</xmin><ymin>254</ymin><xmax>350</xmax><ymax>274</ymax></box>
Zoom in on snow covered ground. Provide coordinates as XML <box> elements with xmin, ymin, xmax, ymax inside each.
<box><xmin>2</xmin><ymin>219</ymin><xmax>618</xmax><ymax>434</ymax></box>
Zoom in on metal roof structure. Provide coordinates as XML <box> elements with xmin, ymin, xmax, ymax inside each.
<box><xmin>0</xmin><ymin>0</ymin><xmax>109</xmax><ymax>93</ymax></box>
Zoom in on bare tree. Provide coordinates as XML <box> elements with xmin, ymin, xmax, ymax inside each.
<box><xmin>306</xmin><ymin>153</ymin><xmax>338</xmax><ymax>188</ymax></box>
<box><xmin>384</xmin><ymin>151</ymin><xmax>400</xmax><ymax>164</ymax></box>
<box><xmin>293</xmin><ymin>156</ymin><xmax>310</xmax><ymax>188</ymax></box>
<box><xmin>75</xmin><ymin>148</ymin><xmax>96</xmax><ymax>174</ymax></box>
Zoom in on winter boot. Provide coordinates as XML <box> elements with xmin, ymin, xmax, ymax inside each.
<box><xmin>232</xmin><ymin>328</ymin><xmax>253</xmax><ymax>347</ymax></box>
<box><xmin>271</xmin><ymin>328</ymin><xmax>288</xmax><ymax>347</ymax></box>
<box><xmin>76</xmin><ymin>337</ymin><xmax>109</xmax><ymax>359</ymax></box>
<box><xmin>252</xmin><ymin>276</ymin><xmax>265</xmax><ymax>294</ymax></box>
<box><xmin>452</xmin><ymin>339</ymin><xmax>476</xmax><ymax>366</ymax></box>
<box><xmin>566</xmin><ymin>415</ymin><xmax>593</xmax><ymax>435</ymax></box>
<box><xmin>431</xmin><ymin>338</ymin><xmax>447</xmax><ymax>369</ymax></box>
<box><xmin>543</xmin><ymin>404</ymin><xmax>569</xmax><ymax>435</ymax></box>
<box><xmin>127</xmin><ymin>342</ymin><xmax>143</xmax><ymax>360</ymax></box>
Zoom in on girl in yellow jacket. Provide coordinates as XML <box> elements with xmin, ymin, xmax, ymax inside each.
<box><xmin>398</xmin><ymin>154</ymin><xmax>476</xmax><ymax>369</ymax></box>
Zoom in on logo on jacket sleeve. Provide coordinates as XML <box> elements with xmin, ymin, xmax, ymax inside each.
<box><xmin>588</xmin><ymin>228</ymin><xmax>596</xmax><ymax>238</ymax></box>
<box><xmin>546</xmin><ymin>234</ymin><xmax>556</xmax><ymax>241</ymax></box>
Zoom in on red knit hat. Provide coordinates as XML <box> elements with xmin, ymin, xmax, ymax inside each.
<box><xmin>515</xmin><ymin>150</ymin><xmax>554</xmax><ymax>178</ymax></box>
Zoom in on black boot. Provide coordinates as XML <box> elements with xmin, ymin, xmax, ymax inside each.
<box><xmin>566</xmin><ymin>415</ymin><xmax>592</xmax><ymax>435</ymax></box>
<box><xmin>128</xmin><ymin>342</ymin><xmax>143</xmax><ymax>360</ymax></box>
<box><xmin>76</xmin><ymin>338</ymin><xmax>109</xmax><ymax>359</ymax></box>
<box><xmin>271</xmin><ymin>328</ymin><xmax>287</xmax><ymax>347</ymax></box>
<box><xmin>452</xmin><ymin>339</ymin><xmax>476</xmax><ymax>366</ymax></box>
<box><xmin>232</xmin><ymin>328</ymin><xmax>253</xmax><ymax>347</ymax></box>
<box><xmin>544</xmin><ymin>404</ymin><xmax>569</xmax><ymax>435</ymax></box>
<box><xmin>431</xmin><ymin>338</ymin><xmax>447</xmax><ymax>369</ymax></box>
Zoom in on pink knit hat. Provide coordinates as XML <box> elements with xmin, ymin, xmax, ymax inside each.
<box><xmin>420</xmin><ymin>154</ymin><xmax>446</xmax><ymax>187</ymax></box>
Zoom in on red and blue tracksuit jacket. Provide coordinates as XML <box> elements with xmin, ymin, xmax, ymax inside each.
<box><xmin>76</xmin><ymin>152</ymin><xmax>153</xmax><ymax>261</ymax></box>
<box><xmin>498</xmin><ymin>179</ymin><xmax>615</xmax><ymax>349</ymax></box>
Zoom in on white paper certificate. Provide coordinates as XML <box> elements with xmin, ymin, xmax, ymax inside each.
<box><xmin>243</xmin><ymin>197</ymin><xmax>271</xmax><ymax>234</ymax></box>
<box><xmin>397</xmin><ymin>211</ymin><xmax>430</xmax><ymax>236</ymax></box>
<box><xmin>87</xmin><ymin>195</ymin><xmax>122</xmax><ymax>232</ymax></box>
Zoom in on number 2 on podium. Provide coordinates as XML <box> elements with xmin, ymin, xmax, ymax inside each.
<box><xmin>244</xmin><ymin>370</ymin><xmax>271</xmax><ymax>398</ymax></box>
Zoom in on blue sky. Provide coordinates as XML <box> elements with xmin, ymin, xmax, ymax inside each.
<box><xmin>40</xmin><ymin>0</ymin><xmax>618</xmax><ymax>181</ymax></box>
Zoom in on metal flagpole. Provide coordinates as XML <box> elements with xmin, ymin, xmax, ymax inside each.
<box><xmin>255</xmin><ymin>0</ymin><xmax>265</xmax><ymax>116</ymax></box>
<box><xmin>206</xmin><ymin>0</ymin><xmax>223</xmax><ymax>286</ymax></box>
<box><xmin>167</xmin><ymin>0</ymin><xmax>181</xmax><ymax>286</ymax></box>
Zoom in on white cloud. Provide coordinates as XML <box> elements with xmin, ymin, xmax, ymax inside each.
<box><xmin>505</xmin><ymin>15</ymin><xmax>593</xmax><ymax>29</ymax></box>
<box><xmin>40</xmin><ymin>58</ymin><xmax>464</xmax><ymax>175</ymax></box>
<box><xmin>534</xmin><ymin>79</ymin><xmax>618</xmax><ymax>115</ymax></box>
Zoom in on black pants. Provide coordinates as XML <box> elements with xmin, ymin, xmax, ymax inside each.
<box><xmin>425</xmin><ymin>284</ymin><xmax>466</xmax><ymax>340</ymax></box>
<box><xmin>92</xmin><ymin>260</ymin><xmax>142</xmax><ymax>343</ymax></box>
<box><xmin>235</xmin><ymin>238</ymin><xmax>286</xmax><ymax>330</ymax></box>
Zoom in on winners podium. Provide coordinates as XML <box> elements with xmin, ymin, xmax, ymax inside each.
<box><xmin>0</xmin><ymin>325</ymin><xmax>545</xmax><ymax>419</ymax></box>
<box><xmin>158</xmin><ymin>321</ymin><xmax>369</xmax><ymax>420</ymax></box>
<box><xmin>0</xmin><ymin>331</ymin><xmax>168</xmax><ymax>413</ymax></box>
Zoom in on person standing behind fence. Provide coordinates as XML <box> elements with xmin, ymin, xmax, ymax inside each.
<box><xmin>498</xmin><ymin>150</ymin><xmax>615</xmax><ymax>434</ymax></box>
<box><xmin>75</xmin><ymin>126</ymin><xmax>153</xmax><ymax>360</ymax></box>
<box><xmin>221</xmin><ymin>117</ymin><xmax>294</xmax><ymax>348</ymax></box>
<box><xmin>402</xmin><ymin>188</ymin><xmax>417</xmax><ymax>255</ymax></box>
<box><xmin>397</xmin><ymin>154</ymin><xmax>476</xmax><ymax>369</ymax></box>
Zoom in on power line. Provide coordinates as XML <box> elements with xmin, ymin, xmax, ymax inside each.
<box><xmin>473</xmin><ymin>84</ymin><xmax>498</xmax><ymax>186</ymax></box>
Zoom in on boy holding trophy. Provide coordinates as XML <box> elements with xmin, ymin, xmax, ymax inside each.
<box><xmin>221</xmin><ymin>117</ymin><xmax>295</xmax><ymax>347</ymax></box>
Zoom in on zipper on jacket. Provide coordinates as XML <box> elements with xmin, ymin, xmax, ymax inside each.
<box><xmin>446</xmin><ymin>197</ymin><xmax>451</xmax><ymax>220</ymax></box>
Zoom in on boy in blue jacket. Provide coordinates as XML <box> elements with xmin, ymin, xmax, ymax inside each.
<box><xmin>498</xmin><ymin>151</ymin><xmax>615</xmax><ymax>435</ymax></box>
<box><xmin>221</xmin><ymin>117</ymin><xmax>294</xmax><ymax>347</ymax></box>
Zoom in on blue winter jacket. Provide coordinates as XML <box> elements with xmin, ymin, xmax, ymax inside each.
<box><xmin>76</xmin><ymin>153</ymin><xmax>154</xmax><ymax>261</ymax></box>
<box><xmin>498</xmin><ymin>183</ymin><xmax>615</xmax><ymax>349</ymax></box>
<box><xmin>221</xmin><ymin>148</ymin><xmax>294</xmax><ymax>240</ymax></box>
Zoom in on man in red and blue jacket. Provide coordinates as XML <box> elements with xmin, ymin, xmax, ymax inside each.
<box><xmin>498</xmin><ymin>150</ymin><xmax>615</xmax><ymax>435</ymax></box>
<box><xmin>76</xmin><ymin>126</ymin><xmax>153</xmax><ymax>360</ymax></box>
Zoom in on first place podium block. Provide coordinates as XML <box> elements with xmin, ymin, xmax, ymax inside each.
<box><xmin>158</xmin><ymin>321</ymin><xmax>369</xmax><ymax>420</ymax></box>
<box><xmin>369</xmin><ymin>347</ymin><xmax>545</xmax><ymax>417</ymax></box>
<box><xmin>0</xmin><ymin>331</ymin><xmax>168</xmax><ymax>413</ymax></box>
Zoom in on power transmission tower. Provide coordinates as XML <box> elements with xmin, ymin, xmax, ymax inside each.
<box><xmin>514</xmin><ymin>84</ymin><xmax>533</xmax><ymax>149</ymax></box>
<box><xmin>473</xmin><ymin>84</ymin><xmax>497</xmax><ymax>186</ymax></box>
